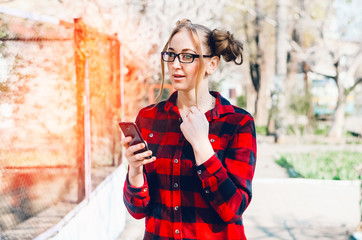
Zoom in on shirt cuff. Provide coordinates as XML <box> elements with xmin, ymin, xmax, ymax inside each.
<box><xmin>195</xmin><ymin>153</ymin><xmax>223</xmax><ymax>178</ymax></box>
<box><xmin>125</xmin><ymin>172</ymin><xmax>149</xmax><ymax>198</ymax></box>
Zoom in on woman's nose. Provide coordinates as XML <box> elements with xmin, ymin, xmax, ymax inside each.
<box><xmin>171</xmin><ymin>56</ymin><xmax>182</xmax><ymax>68</ymax></box>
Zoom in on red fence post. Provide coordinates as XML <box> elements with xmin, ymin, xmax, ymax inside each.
<box><xmin>74</xmin><ymin>18</ymin><xmax>86</xmax><ymax>202</ymax></box>
<box><xmin>111</xmin><ymin>35</ymin><xmax>122</xmax><ymax>166</ymax></box>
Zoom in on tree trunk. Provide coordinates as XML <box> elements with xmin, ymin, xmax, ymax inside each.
<box><xmin>243</xmin><ymin>58</ymin><xmax>257</xmax><ymax>115</ymax></box>
<box><xmin>328</xmin><ymin>60</ymin><xmax>345</xmax><ymax>141</ymax></box>
<box><xmin>249</xmin><ymin>0</ymin><xmax>262</xmax><ymax>123</ymax></box>
<box><xmin>329</xmin><ymin>99</ymin><xmax>345</xmax><ymax>140</ymax></box>
<box><xmin>271</xmin><ymin>0</ymin><xmax>289</xmax><ymax>140</ymax></box>
<box><xmin>328</xmin><ymin>59</ymin><xmax>345</xmax><ymax>141</ymax></box>
<box><xmin>256</xmin><ymin>55</ymin><xmax>273</xmax><ymax>127</ymax></box>
<box><xmin>249</xmin><ymin>62</ymin><xmax>261</xmax><ymax>119</ymax></box>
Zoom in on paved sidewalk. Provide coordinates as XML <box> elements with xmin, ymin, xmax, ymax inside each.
<box><xmin>117</xmin><ymin>139</ymin><xmax>362</xmax><ymax>240</ymax></box>
<box><xmin>244</xmin><ymin>178</ymin><xmax>360</xmax><ymax>240</ymax></box>
<box><xmin>116</xmin><ymin>212</ymin><xmax>144</xmax><ymax>240</ymax></box>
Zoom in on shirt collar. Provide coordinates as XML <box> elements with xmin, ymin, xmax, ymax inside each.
<box><xmin>164</xmin><ymin>91</ymin><xmax>179</xmax><ymax>114</ymax></box>
<box><xmin>163</xmin><ymin>91</ymin><xmax>235</xmax><ymax>120</ymax></box>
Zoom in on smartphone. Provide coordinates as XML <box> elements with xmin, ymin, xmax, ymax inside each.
<box><xmin>118</xmin><ymin>122</ymin><xmax>151</xmax><ymax>158</ymax></box>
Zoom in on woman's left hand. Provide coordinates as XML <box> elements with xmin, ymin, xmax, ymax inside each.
<box><xmin>180</xmin><ymin>106</ymin><xmax>208</xmax><ymax>145</ymax></box>
<box><xmin>180</xmin><ymin>106</ymin><xmax>214</xmax><ymax>165</ymax></box>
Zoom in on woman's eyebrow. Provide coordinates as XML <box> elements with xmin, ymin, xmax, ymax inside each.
<box><xmin>167</xmin><ymin>47</ymin><xmax>196</xmax><ymax>53</ymax></box>
<box><xmin>181</xmin><ymin>48</ymin><xmax>197</xmax><ymax>53</ymax></box>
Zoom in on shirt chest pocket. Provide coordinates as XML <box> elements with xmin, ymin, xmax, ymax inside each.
<box><xmin>141</xmin><ymin>130</ymin><xmax>165</xmax><ymax>155</ymax></box>
<box><xmin>209</xmin><ymin>135</ymin><xmax>230</xmax><ymax>152</ymax></box>
<box><xmin>143</xmin><ymin>131</ymin><xmax>173</xmax><ymax>175</ymax></box>
<box><xmin>142</xmin><ymin>131</ymin><xmax>162</xmax><ymax>173</ymax></box>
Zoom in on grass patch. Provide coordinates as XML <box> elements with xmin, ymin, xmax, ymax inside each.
<box><xmin>275</xmin><ymin>151</ymin><xmax>362</xmax><ymax>180</ymax></box>
<box><xmin>255</xmin><ymin>125</ymin><xmax>268</xmax><ymax>135</ymax></box>
<box><xmin>314</xmin><ymin>124</ymin><xmax>330</xmax><ymax>136</ymax></box>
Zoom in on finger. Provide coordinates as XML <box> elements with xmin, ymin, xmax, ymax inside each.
<box><xmin>141</xmin><ymin>156</ymin><xmax>156</xmax><ymax>165</ymax></box>
<box><xmin>134</xmin><ymin>150</ymin><xmax>153</xmax><ymax>161</ymax></box>
<box><xmin>189</xmin><ymin>106</ymin><xmax>197</xmax><ymax>112</ymax></box>
<box><xmin>133</xmin><ymin>156</ymin><xmax>156</xmax><ymax>168</ymax></box>
<box><xmin>189</xmin><ymin>106</ymin><xmax>198</xmax><ymax>113</ymax></box>
<box><xmin>192</xmin><ymin>108</ymin><xmax>206</xmax><ymax>120</ymax></box>
<box><xmin>128</xmin><ymin>143</ymin><xmax>146</xmax><ymax>156</ymax></box>
<box><xmin>185</xmin><ymin>107</ymin><xmax>195</xmax><ymax>118</ymax></box>
<box><xmin>186</xmin><ymin>111</ymin><xmax>198</xmax><ymax>121</ymax></box>
<box><xmin>180</xmin><ymin>122</ymin><xmax>185</xmax><ymax>132</ymax></box>
<box><xmin>121</xmin><ymin>136</ymin><xmax>132</xmax><ymax>147</ymax></box>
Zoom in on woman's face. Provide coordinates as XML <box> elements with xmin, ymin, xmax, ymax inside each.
<box><xmin>166</xmin><ymin>29</ymin><xmax>208</xmax><ymax>92</ymax></box>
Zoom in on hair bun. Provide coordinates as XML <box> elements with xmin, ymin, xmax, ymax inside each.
<box><xmin>226</xmin><ymin>31</ymin><xmax>235</xmax><ymax>42</ymax></box>
<box><xmin>176</xmin><ymin>19</ymin><xmax>192</xmax><ymax>27</ymax></box>
<box><xmin>210</xmin><ymin>29</ymin><xmax>243</xmax><ymax>65</ymax></box>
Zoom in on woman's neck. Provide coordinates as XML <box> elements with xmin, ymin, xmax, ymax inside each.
<box><xmin>177</xmin><ymin>90</ymin><xmax>214</xmax><ymax>115</ymax></box>
<box><xmin>177</xmin><ymin>91</ymin><xmax>196</xmax><ymax>108</ymax></box>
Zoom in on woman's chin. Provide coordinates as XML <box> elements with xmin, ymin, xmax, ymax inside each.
<box><xmin>171</xmin><ymin>85</ymin><xmax>191</xmax><ymax>92</ymax></box>
<box><xmin>170</xmin><ymin>82</ymin><xmax>184</xmax><ymax>91</ymax></box>
<box><xmin>170</xmin><ymin>81</ymin><xmax>194</xmax><ymax>92</ymax></box>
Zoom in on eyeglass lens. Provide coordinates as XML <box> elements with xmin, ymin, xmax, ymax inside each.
<box><xmin>162</xmin><ymin>52</ymin><xmax>194</xmax><ymax>63</ymax></box>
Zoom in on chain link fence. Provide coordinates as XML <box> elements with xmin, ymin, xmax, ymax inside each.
<box><xmin>0</xmin><ymin>12</ymin><xmax>122</xmax><ymax>240</ymax></box>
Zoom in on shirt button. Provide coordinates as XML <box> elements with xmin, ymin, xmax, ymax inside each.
<box><xmin>174</xmin><ymin>159</ymin><xmax>178</xmax><ymax>164</ymax></box>
<box><xmin>197</xmin><ymin>170</ymin><xmax>202</xmax><ymax>175</ymax></box>
<box><xmin>174</xmin><ymin>206</ymin><xmax>179</xmax><ymax>211</ymax></box>
<box><xmin>175</xmin><ymin>229</ymin><xmax>180</xmax><ymax>234</ymax></box>
<box><xmin>143</xmin><ymin>188</ymin><xmax>148</xmax><ymax>192</ymax></box>
<box><xmin>205</xmin><ymin>190</ymin><xmax>210</xmax><ymax>194</ymax></box>
<box><xmin>173</xmin><ymin>183</ymin><xmax>179</xmax><ymax>188</ymax></box>
<box><xmin>149</xmin><ymin>133</ymin><xmax>153</xmax><ymax>137</ymax></box>
<box><xmin>210</xmin><ymin>138</ymin><xmax>215</xmax><ymax>143</ymax></box>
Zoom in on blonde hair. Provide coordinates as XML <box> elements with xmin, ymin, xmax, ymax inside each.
<box><xmin>158</xmin><ymin>19</ymin><xmax>243</xmax><ymax>105</ymax></box>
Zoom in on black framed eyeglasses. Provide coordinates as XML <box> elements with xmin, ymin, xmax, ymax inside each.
<box><xmin>161</xmin><ymin>51</ymin><xmax>213</xmax><ymax>63</ymax></box>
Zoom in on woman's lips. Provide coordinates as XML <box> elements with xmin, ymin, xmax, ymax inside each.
<box><xmin>173</xmin><ymin>74</ymin><xmax>185</xmax><ymax>80</ymax></box>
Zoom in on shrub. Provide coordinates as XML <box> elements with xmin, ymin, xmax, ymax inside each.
<box><xmin>275</xmin><ymin>151</ymin><xmax>362</xmax><ymax>180</ymax></box>
<box><xmin>255</xmin><ymin>125</ymin><xmax>268</xmax><ymax>135</ymax></box>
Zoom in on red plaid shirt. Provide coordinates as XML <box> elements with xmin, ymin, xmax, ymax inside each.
<box><xmin>123</xmin><ymin>91</ymin><xmax>257</xmax><ymax>240</ymax></box>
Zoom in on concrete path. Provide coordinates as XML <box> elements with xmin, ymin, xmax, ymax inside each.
<box><xmin>117</xmin><ymin>138</ymin><xmax>362</xmax><ymax>240</ymax></box>
<box><xmin>244</xmin><ymin>178</ymin><xmax>360</xmax><ymax>240</ymax></box>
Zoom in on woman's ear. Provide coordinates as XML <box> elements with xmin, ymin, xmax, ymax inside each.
<box><xmin>206</xmin><ymin>56</ymin><xmax>220</xmax><ymax>75</ymax></box>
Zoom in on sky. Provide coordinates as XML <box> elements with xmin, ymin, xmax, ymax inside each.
<box><xmin>332</xmin><ymin>0</ymin><xmax>362</xmax><ymax>41</ymax></box>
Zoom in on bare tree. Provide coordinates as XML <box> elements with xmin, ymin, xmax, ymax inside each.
<box><xmin>226</xmin><ymin>0</ymin><xmax>276</xmax><ymax>126</ymax></box>
<box><xmin>315</xmin><ymin>0</ymin><xmax>360</xmax><ymax>140</ymax></box>
<box><xmin>326</xmin><ymin>48</ymin><xmax>362</xmax><ymax>139</ymax></box>
<box><xmin>289</xmin><ymin>0</ymin><xmax>362</xmax><ymax>140</ymax></box>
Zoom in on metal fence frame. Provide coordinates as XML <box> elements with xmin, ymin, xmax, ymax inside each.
<box><xmin>0</xmin><ymin>7</ymin><xmax>123</xmax><ymax>239</ymax></box>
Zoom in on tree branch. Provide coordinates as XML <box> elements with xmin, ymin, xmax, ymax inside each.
<box><xmin>345</xmin><ymin>78</ymin><xmax>362</xmax><ymax>96</ymax></box>
<box><xmin>307</xmin><ymin>66</ymin><xmax>336</xmax><ymax>79</ymax></box>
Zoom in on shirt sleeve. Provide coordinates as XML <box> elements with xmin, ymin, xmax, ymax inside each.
<box><xmin>123</xmin><ymin>110</ymin><xmax>153</xmax><ymax>219</ymax></box>
<box><xmin>123</xmin><ymin>171</ymin><xmax>151</xmax><ymax>219</ymax></box>
<box><xmin>195</xmin><ymin>114</ymin><xmax>257</xmax><ymax>223</ymax></box>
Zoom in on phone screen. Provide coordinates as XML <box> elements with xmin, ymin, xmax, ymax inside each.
<box><xmin>119</xmin><ymin>122</ymin><xmax>151</xmax><ymax>158</ymax></box>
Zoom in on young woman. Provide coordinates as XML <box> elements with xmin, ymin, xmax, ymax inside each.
<box><xmin>122</xmin><ymin>19</ymin><xmax>257</xmax><ymax>240</ymax></box>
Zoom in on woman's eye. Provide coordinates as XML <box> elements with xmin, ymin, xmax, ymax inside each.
<box><xmin>168</xmin><ymin>52</ymin><xmax>175</xmax><ymax>57</ymax></box>
<box><xmin>184</xmin><ymin>54</ymin><xmax>193</xmax><ymax>59</ymax></box>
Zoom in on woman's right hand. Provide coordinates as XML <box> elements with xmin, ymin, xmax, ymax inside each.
<box><xmin>121</xmin><ymin>136</ymin><xmax>156</xmax><ymax>187</ymax></box>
